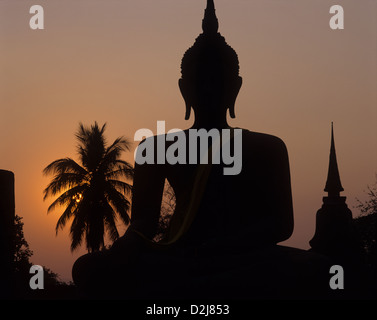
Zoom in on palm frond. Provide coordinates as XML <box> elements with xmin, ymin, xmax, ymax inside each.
<box><xmin>43</xmin><ymin>173</ymin><xmax>88</xmax><ymax>200</ymax></box>
<box><xmin>103</xmin><ymin>202</ymin><xmax>120</xmax><ymax>242</ymax></box>
<box><xmin>70</xmin><ymin>213</ymin><xmax>86</xmax><ymax>252</ymax></box>
<box><xmin>107</xmin><ymin>179</ymin><xmax>133</xmax><ymax>195</ymax></box>
<box><xmin>105</xmin><ymin>184</ymin><xmax>131</xmax><ymax>225</ymax></box>
<box><xmin>55</xmin><ymin>199</ymin><xmax>78</xmax><ymax>234</ymax></box>
<box><xmin>69</xmin><ymin>193</ymin><xmax>93</xmax><ymax>252</ymax></box>
<box><xmin>47</xmin><ymin>184</ymin><xmax>88</xmax><ymax>213</ymax></box>
<box><xmin>106</xmin><ymin>136</ymin><xmax>131</xmax><ymax>154</ymax></box>
<box><xmin>75</xmin><ymin>122</ymin><xmax>106</xmax><ymax>144</ymax></box>
<box><xmin>43</xmin><ymin>158</ymin><xmax>87</xmax><ymax>176</ymax></box>
<box><xmin>98</xmin><ymin>138</ymin><xmax>132</xmax><ymax>174</ymax></box>
<box><xmin>105</xmin><ymin>160</ymin><xmax>134</xmax><ymax>180</ymax></box>
<box><xmin>76</xmin><ymin>122</ymin><xmax>107</xmax><ymax>173</ymax></box>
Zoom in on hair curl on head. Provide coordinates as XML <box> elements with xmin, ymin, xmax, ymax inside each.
<box><xmin>181</xmin><ymin>33</ymin><xmax>239</xmax><ymax>82</ymax></box>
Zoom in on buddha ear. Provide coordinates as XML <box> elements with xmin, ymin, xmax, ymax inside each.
<box><xmin>229</xmin><ymin>76</ymin><xmax>242</xmax><ymax>119</ymax></box>
<box><xmin>179</xmin><ymin>78</ymin><xmax>192</xmax><ymax>120</ymax></box>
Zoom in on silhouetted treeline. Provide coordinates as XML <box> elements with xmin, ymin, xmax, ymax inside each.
<box><xmin>12</xmin><ymin>215</ymin><xmax>76</xmax><ymax>299</ymax></box>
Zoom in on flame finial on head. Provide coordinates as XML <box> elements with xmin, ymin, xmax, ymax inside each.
<box><xmin>202</xmin><ymin>0</ymin><xmax>219</xmax><ymax>34</ymax></box>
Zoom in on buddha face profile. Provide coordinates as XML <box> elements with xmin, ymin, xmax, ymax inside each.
<box><xmin>179</xmin><ymin>0</ymin><xmax>242</xmax><ymax>126</ymax></box>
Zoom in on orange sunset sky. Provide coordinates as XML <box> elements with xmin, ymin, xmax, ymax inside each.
<box><xmin>1</xmin><ymin>0</ymin><xmax>377</xmax><ymax>282</ymax></box>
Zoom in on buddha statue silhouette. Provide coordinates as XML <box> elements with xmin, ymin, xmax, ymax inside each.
<box><xmin>73</xmin><ymin>0</ymin><xmax>329</xmax><ymax>298</ymax></box>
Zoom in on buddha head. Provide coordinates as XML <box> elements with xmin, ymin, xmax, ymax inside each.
<box><xmin>179</xmin><ymin>0</ymin><xmax>243</xmax><ymax>122</ymax></box>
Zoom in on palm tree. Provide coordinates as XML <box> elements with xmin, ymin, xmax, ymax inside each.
<box><xmin>43</xmin><ymin>122</ymin><xmax>134</xmax><ymax>253</ymax></box>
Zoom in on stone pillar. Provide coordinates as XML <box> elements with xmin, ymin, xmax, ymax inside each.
<box><xmin>0</xmin><ymin>170</ymin><xmax>15</xmax><ymax>298</ymax></box>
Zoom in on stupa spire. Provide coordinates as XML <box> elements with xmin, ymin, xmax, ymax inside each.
<box><xmin>310</xmin><ymin>123</ymin><xmax>362</xmax><ymax>260</ymax></box>
<box><xmin>202</xmin><ymin>0</ymin><xmax>219</xmax><ymax>34</ymax></box>
<box><xmin>324</xmin><ymin>122</ymin><xmax>344</xmax><ymax>197</ymax></box>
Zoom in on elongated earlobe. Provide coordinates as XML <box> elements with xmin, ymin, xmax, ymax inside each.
<box><xmin>229</xmin><ymin>103</ymin><xmax>236</xmax><ymax>118</ymax></box>
<box><xmin>185</xmin><ymin>104</ymin><xmax>191</xmax><ymax>120</ymax></box>
<box><xmin>179</xmin><ymin>78</ymin><xmax>192</xmax><ymax>120</ymax></box>
<box><xmin>229</xmin><ymin>76</ymin><xmax>242</xmax><ymax>119</ymax></box>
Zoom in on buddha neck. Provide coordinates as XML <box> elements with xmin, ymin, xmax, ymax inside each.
<box><xmin>191</xmin><ymin>108</ymin><xmax>230</xmax><ymax>130</ymax></box>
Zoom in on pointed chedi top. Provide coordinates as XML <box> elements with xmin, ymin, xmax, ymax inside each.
<box><xmin>324</xmin><ymin>122</ymin><xmax>344</xmax><ymax>197</ymax></box>
<box><xmin>202</xmin><ymin>0</ymin><xmax>219</xmax><ymax>34</ymax></box>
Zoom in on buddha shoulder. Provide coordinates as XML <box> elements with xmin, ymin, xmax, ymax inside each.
<box><xmin>239</xmin><ymin>129</ymin><xmax>289</xmax><ymax>157</ymax></box>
